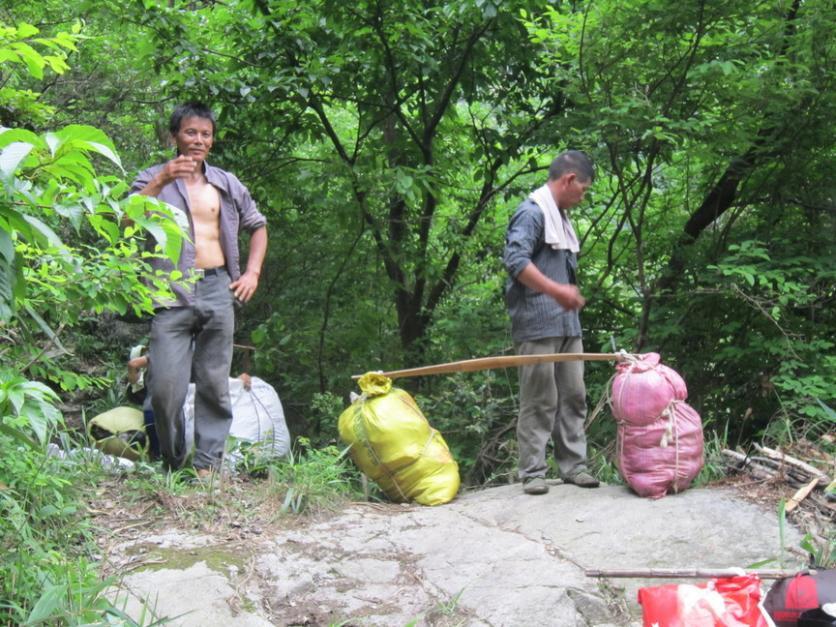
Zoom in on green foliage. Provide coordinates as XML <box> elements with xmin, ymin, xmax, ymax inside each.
<box><xmin>0</xmin><ymin>414</ymin><xmax>121</xmax><ymax>624</ymax></box>
<box><xmin>0</xmin><ymin>370</ymin><xmax>62</xmax><ymax>445</ymax></box>
<box><xmin>800</xmin><ymin>530</ymin><xmax>835</xmax><ymax>569</ymax></box>
<box><xmin>0</xmin><ymin>19</ymin><xmax>185</xmax><ymax>398</ymax></box>
<box><xmin>416</xmin><ymin>371</ymin><xmax>517</xmax><ymax>485</ymax></box>
<box><xmin>266</xmin><ymin>438</ymin><xmax>362</xmax><ymax>514</ymax></box>
<box><xmin>0</xmin><ymin>21</ymin><xmax>78</xmax><ymax>126</ymax></box>
<box><xmin>0</xmin><ymin>17</ymin><xmax>189</xmax><ymax>624</ymax></box>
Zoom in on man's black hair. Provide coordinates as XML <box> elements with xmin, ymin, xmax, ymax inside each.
<box><xmin>169</xmin><ymin>101</ymin><xmax>216</xmax><ymax>135</ymax></box>
<box><xmin>548</xmin><ymin>150</ymin><xmax>595</xmax><ymax>182</ymax></box>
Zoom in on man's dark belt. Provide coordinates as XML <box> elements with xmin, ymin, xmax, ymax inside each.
<box><xmin>195</xmin><ymin>267</ymin><xmax>225</xmax><ymax>279</ymax></box>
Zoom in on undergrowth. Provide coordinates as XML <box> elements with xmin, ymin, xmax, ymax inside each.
<box><xmin>0</xmin><ymin>376</ymin><xmax>364</xmax><ymax>625</ymax></box>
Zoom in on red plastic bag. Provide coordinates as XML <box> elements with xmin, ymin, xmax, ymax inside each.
<box><xmin>638</xmin><ymin>575</ymin><xmax>771</xmax><ymax>626</ymax></box>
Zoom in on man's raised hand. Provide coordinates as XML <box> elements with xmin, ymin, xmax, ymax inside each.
<box><xmin>161</xmin><ymin>155</ymin><xmax>198</xmax><ymax>183</ymax></box>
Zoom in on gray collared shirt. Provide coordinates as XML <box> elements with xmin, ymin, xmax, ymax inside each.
<box><xmin>503</xmin><ymin>198</ymin><xmax>582</xmax><ymax>343</ymax></box>
<box><xmin>130</xmin><ymin>160</ymin><xmax>267</xmax><ymax>308</ymax></box>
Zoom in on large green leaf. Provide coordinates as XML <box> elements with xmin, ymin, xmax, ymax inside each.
<box><xmin>21</xmin><ymin>215</ymin><xmax>62</xmax><ymax>248</ymax></box>
<box><xmin>0</xmin><ymin>141</ymin><xmax>34</xmax><ymax>177</ymax></box>
<box><xmin>24</xmin><ymin>581</ymin><xmax>66</xmax><ymax>625</ymax></box>
<box><xmin>54</xmin><ymin>124</ymin><xmax>123</xmax><ymax>170</ymax></box>
<box><xmin>16</xmin><ymin>23</ymin><xmax>40</xmax><ymax>39</ymax></box>
<box><xmin>8</xmin><ymin>41</ymin><xmax>45</xmax><ymax>79</ymax></box>
<box><xmin>0</xmin><ymin>421</ymin><xmax>38</xmax><ymax>449</ymax></box>
<box><xmin>0</xmin><ymin>127</ymin><xmax>43</xmax><ymax>149</ymax></box>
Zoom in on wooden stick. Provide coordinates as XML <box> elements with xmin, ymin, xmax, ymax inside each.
<box><xmin>785</xmin><ymin>477</ymin><xmax>820</xmax><ymax>513</ymax></box>
<box><xmin>720</xmin><ymin>450</ymin><xmax>779</xmax><ymax>482</ymax></box>
<box><xmin>721</xmin><ymin>449</ymin><xmax>748</xmax><ymax>464</ymax></box>
<box><xmin>585</xmin><ymin>568</ymin><xmax>813</xmax><ymax>580</ymax></box>
<box><xmin>752</xmin><ymin>444</ymin><xmax>830</xmax><ymax>484</ymax></box>
<box><xmin>352</xmin><ymin>352</ymin><xmax>622</xmax><ymax>380</ymax></box>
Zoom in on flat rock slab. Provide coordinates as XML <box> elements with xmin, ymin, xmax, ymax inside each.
<box><xmin>112</xmin><ymin>483</ymin><xmax>803</xmax><ymax>626</ymax></box>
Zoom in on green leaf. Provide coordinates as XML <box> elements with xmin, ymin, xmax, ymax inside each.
<box><xmin>0</xmin><ymin>141</ymin><xmax>34</xmax><ymax>177</ymax></box>
<box><xmin>21</xmin><ymin>215</ymin><xmax>63</xmax><ymax>248</ymax></box>
<box><xmin>44</xmin><ymin>131</ymin><xmax>61</xmax><ymax>156</ymax></box>
<box><xmin>24</xmin><ymin>303</ymin><xmax>70</xmax><ymax>357</ymax></box>
<box><xmin>27</xmin><ymin>400</ymin><xmax>59</xmax><ymax>444</ymax></box>
<box><xmin>9</xmin><ymin>41</ymin><xmax>46</xmax><ymax>79</ymax></box>
<box><xmin>8</xmin><ymin>387</ymin><xmax>24</xmax><ymax>414</ymax></box>
<box><xmin>0</xmin><ymin>421</ymin><xmax>38</xmax><ymax>449</ymax></box>
<box><xmin>55</xmin><ymin>125</ymin><xmax>122</xmax><ymax>169</ymax></box>
<box><xmin>25</xmin><ymin>581</ymin><xmax>67</xmax><ymax>624</ymax></box>
<box><xmin>0</xmin><ymin>229</ymin><xmax>14</xmax><ymax>321</ymax></box>
<box><xmin>16</xmin><ymin>23</ymin><xmax>40</xmax><ymax>39</ymax></box>
<box><xmin>0</xmin><ymin>127</ymin><xmax>43</xmax><ymax>149</ymax></box>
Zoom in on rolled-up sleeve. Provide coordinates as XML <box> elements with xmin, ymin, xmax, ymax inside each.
<box><xmin>503</xmin><ymin>202</ymin><xmax>543</xmax><ymax>279</ymax></box>
<box><xmin>129</xmin><ymin>166</ymin><xmax>155</xmax><ymax>195</ymax></box>
<box><xmin>229</xmin><ymin>173</ymin><xmax>267</xmax><ymax>232</ymax></box>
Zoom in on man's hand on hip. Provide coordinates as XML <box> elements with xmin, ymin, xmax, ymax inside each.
<box><xmin>230</xmin><ymin>270</ymin><xmax>259</xmax><ymax>303</ymax></box>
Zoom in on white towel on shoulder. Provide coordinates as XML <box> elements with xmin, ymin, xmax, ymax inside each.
<box><xmin>529</xmin><ymin>184</ymin><xmax>580</xmax><ymax>252</ymax></box>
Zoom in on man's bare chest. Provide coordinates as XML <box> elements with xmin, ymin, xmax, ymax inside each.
<box><xmin>186</xmin><ymin>181</ymin><xmax>221</xmax><ymax>222</ymax></box>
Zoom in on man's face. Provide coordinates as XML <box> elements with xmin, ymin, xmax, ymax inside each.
<box><xmin>555</xmin><ymin>173</ymin><xmax>591</xmax><ymax>210</ymax></box>
<box><xmin>173</xmin><ymin>116</ymin><xmax>214</xmax><ymax>163</ymax></box>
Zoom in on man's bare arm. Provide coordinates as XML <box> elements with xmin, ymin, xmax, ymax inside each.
<box><xmin>230</xmin><ymin>226</ymin><xmax>268</xmax><ymax>303</ymax></box>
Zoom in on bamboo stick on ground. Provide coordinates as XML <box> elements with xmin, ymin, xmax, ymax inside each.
<box><xmin>352</xmin><ymin>352</ymin><xmax>622</xmax><ymax>380</ymax></box>
<box><xmin>785</xmin><ymin>477</ymin><xmax>821</xmax><ymax>513</ymax></box>
<box><xmin>585</xmin><ymin>568</ymin><xmax>814</xmax><ymax>580</ymax></box>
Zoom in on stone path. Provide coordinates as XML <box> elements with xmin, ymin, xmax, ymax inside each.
<box><xmin>111</xmin><ymin>482</ymin><xmax>803</xmax><ymax>626</ymax></box>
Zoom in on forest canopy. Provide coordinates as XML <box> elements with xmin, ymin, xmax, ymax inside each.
<box><xmin>1</xmin><ymin>0</ymin><xmax>833</xmax><ymax>479</ymax></box>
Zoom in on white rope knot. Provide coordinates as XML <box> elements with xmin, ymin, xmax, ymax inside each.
<box><xmin>615</xmin><ymin>349</ymin><xmax>641</xmax><ymax>366</ymax></box>
<box><xmin>658</xmin><ymin>399</ymin><xmax>680</xmax><ymax>448</ymax></box>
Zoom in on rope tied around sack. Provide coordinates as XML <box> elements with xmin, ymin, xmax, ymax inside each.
<box><xmin>586</xmin><ymin>350</ymin><xmax>639</xmax><ymax>429</ymax></box>
<box><xmin>659</xmin><ymin>399</ymin><xmax>684</xmax><ymax>493</ymax></box>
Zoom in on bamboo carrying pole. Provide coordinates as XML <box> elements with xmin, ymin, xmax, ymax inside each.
<box><xmin>351</xmin><ymin>352</ymin><xmax>622</xmax><ymax>380</ymax></box>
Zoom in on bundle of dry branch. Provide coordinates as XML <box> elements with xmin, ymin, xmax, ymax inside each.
<box><xmin>721</xmin><ymin>444</ymin><xmax>834</xmax><ymax>521</ymax></box>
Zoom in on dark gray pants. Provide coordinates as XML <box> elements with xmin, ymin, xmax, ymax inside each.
<box><xmin>148</xmin><ymin>270</ymin><xmax>234</xmax><ymax>471</ymax></box>
<box><xmin>516</xmin><ymin>336</ymin><xmax>589</xmax><ymax>480</ymax></box>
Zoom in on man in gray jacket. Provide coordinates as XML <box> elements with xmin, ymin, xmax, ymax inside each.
<box><xmin>503</xmin><ymin>151</ymin><xmax>598</xmax><ymax>495</ymax></box>
<box><xmin>131</xmin><ymin>102</ymin><xmax>268</xmax><ymax>477</ymax></box>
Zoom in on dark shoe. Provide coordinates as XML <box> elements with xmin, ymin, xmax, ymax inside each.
<box><xmin>523</xmin><ymin>476</ymin><xmax>549</xmax><ymax>495</ymax></box>
<box><xmin>565</xmin><ymin>471</ymin><xmax>600</xmax><ymax>488</ymax></box>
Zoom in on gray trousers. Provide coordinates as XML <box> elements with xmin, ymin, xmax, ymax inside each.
<box><xmin>148</xmin><ymin>270</ymin><xmax>235</xmax><ymax>471</ymax></box>
<box><xmin>516</xmin><ymin>336</ymin><xmax>589</xmax><ymax>480</ymax></box>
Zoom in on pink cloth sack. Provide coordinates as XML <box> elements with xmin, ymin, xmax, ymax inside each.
<box><xmin>611</xmin><ymin>353</ymin><xmax>704</xmax><ymax>498</ymax></box>
<box><xmin>617</xmin><ymin>401</ymin><xmax>704</xmax><ymax>498</ymax></box>
<box><xmin>612</xmin><ymin>353</ymin><xmax>688</xmax><ymax>426</ymax></box>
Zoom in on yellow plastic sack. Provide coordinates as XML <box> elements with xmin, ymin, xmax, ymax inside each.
<box><xmin>338</xmin><ymin>373</ymin><xmax>460</xmax><ymax>506</ymax></box>
<box><xmin>88</xmin><ymin>406</ymin><xmax>147</xmax><ymax>461</ymax></box>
